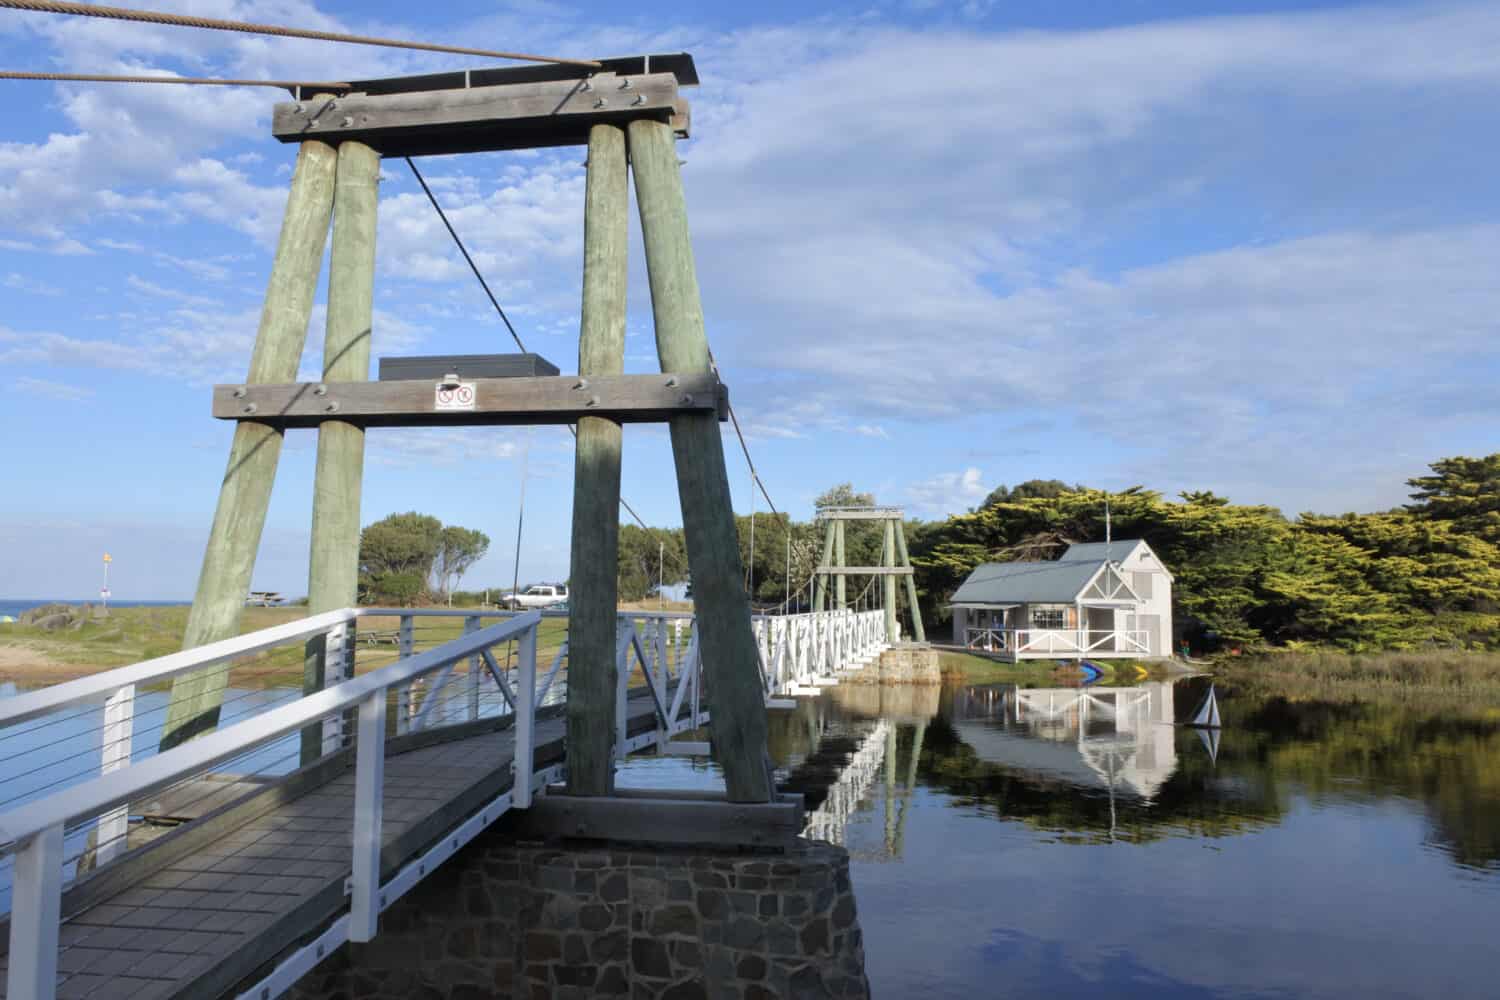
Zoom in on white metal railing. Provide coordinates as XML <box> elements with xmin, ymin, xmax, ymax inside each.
<box><xmin>0</xmin><ymin>606</ymin><xmax>710</xmax><ymax>1000</ymax></box>
<box><xmin>752</xmin><ymin>609</ymin><xmax>889</xmax><ymax>696</ymax></box>
<box><xmin>966</xmin><ymin>628</ymin><xmax>1150</xmax><ymax>656</ymax></box>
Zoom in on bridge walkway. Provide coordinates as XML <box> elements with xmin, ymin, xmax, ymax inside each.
<box><xmin>0</xmin><ymin>691</ymin><xmax>677</xmax><ymax>1000</ymax></box>
<box><xmin>0</xmin><ymin>610</ymin><xmax>715</xmax><ymax>1000</ymax></box>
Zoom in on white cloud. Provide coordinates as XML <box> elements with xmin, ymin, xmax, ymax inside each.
<box><xmin>905</xmin><ymin>467</ymin><xmax>987</xmax><ymax>517</ymax></box>
<box><xmin>4</xmin><ymin>272</ymin><xmax>61</xmax><ymax>295</ymax></box>
<box><xmin>0</xmin><ymin>2</ymin><xmax>1497</xmax><ymax>517</ymax></box>
<box><xmin>12</xmin><ymin>376</ymin><xmax>93</xmax><ymax>401</ymax></box>
<box><xmin>368</xmin><ymin>428</ymin><xmax>522</xmax><ymax>468</ymax></box>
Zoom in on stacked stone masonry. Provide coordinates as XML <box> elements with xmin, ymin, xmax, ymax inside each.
<box><xmin>847</xmin><ymin>643</ymin><xmax>940</xmax><ymax>686</ymax></box>
<box><xmin>288</xmin><ymin>829</ymin><xmax>869</xmax><ymax>999</ymax></box>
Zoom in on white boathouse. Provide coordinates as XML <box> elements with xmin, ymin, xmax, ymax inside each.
<box><xmin>948</xmin><ymin>539</ymin><xmax>1174</xmax><ymax>659</ymax></box>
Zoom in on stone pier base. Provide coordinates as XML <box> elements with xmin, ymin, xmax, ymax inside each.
<box><xmin>289</xmin><ymin>830</ymin><xmax>869</xmax><ymax>999</ymax></box>
<box><xmin>848</xmin><ymin>642</ymin><xmax>940</xmax><ymax>686</ymax></box>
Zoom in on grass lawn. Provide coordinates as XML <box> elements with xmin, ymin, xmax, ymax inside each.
<box><xmin>938</xmin><ymin>649</ymin><xmax>1164</xmax><ymax>686</ymax></box>
<box><xmin>0</xmin><ymin>605</ymin><xmax>678</xmax><ymax>689</ymax></box>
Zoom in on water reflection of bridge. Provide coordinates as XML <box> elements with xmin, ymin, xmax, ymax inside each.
<box><xmin>782</xmin><ymin>697</ymin><xmax>929</xmax><ymax>859</ymax></box>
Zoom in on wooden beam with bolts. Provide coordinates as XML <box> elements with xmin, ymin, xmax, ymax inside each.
<box><xmin>272</xmin><ymin>72</ymin><xmax>688</xmax><ymax>156</ymax></box>
<box><xmin>212</xmin><ymin>373</ymin><xmax>727</xmax><ymax>428</ymax></box>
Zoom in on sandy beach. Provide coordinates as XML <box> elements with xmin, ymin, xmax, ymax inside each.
<box><xmin>0</xmin><ymin>643</ymin><xmax>88</xmax><ymax>683</ymax></box>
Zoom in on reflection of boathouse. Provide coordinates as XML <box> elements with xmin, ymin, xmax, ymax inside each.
<box><xmin>951</xmin><ymin>681</ymin><xmax>1179</xmax><ymax>802</ymax></box>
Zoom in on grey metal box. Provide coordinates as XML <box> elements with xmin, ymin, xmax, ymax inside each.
<box><xmin>377</xmin><ymin>353</ymin><xmax>560</xmax><ymax>381</ymax></box>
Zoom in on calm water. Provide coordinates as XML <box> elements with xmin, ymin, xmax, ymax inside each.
<box><xmin>625</xmin><ymin>673</ymin><xmax>1500</xmax><ymax>999</ymax></box>
<box><xmin>2</xmin><ymin>667</ymin><xmax>1496</xmax><ymax>997</ymax></box>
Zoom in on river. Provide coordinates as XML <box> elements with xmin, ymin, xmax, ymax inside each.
<box><xmin>1</xmin><ymin>667</ymin><xmax>1497</xmax><ymax>997</ymax></box>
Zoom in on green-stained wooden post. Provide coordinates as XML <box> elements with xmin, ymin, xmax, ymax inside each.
<box><xmin>883</xmin><ymin>519</ymin><xmax>899</xmax><ymax>642</ymax></box>
<box><xmin>161</xmin><ymin>135</ymin><xmax>338</xmax><ymax>751</ymax></box>
<box><xmin>628</xmin><ymin>118</ymin><xmax>772</xmax><ymax>803</ymax></box>
<box><xmin>300</xmin><ymin>140</ymin><xmax>380</xmax><ymax>764</ymax></box>
<box><xmin>894</xmin><ymin>520</ymin><xmax>926</xmax><ymax>643</ymax></box>
<box><xmin>813</xmin><ymin>520</ymin><xmax>834</xmax><ymax>613</ymax></box>
<box><xmin>834</xmin><ymin>520</ymin><xmax>847</xmax><ymax>611</ymax></box>
<box><xmin>567</xmin><ymin>123</ymin><xmax>629</xmax><ymax>796</ymax></box>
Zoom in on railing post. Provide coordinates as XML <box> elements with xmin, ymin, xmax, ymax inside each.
<box><xmin>350</xmin><ymin>691</ymin><xmax>387</xmax><ymax>943</ymax></box>
<box><xmin>513</xmin><ymin>625</ymin><xmax>538</xmax><ymax>808</ymax></box>
<box><xmin>615</xmin><ymin>625</ymin><xmax>630</xmax><ymax>762</ymax></box>
<box><xmin>395</xmin><ymin>614</ymin><xmax>415</xmax><ymax>735</ymax></box>
<box><xmin>8</xmin><ymin>822</ymin><xmax>63</xmax><ymax>1000</ymax></box>
<box><xmin>464</xmin><ymin>615</ymin><xmax>481</xmax><ymax>721</ymax></box>
<box><xmin>320</xmin><ymin>621</ymin><xmax>350</xmax><ymax>756</ymax></box>
<box><xmin>95</xmin><ymin>683</ymin><xmax>135</xmax><ymax>866</ymax></box>
<box><xmin>398</xmin><ymin>614</ymin><xmax>415</xmax><ymax>658</ymax></box>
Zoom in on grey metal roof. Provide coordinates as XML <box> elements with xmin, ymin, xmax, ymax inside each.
<box><xmin>949</xmin><ymin>559</ymin><xmax>1105</xmax><ymax>605</ymax></box>
<box><xmin>1061</xmin><ymin>540</ymin><xmax>1145</xmax><ymax>562</ymax></box>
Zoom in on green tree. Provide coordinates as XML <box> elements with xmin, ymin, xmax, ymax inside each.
<box><xmin>1407</xmin><ymin>455</ymin><xmax>1500</xmax><ymax>542</ymax></box>
<box><xmin>815</xmin><ymin>483</ymin><xmax>876</xmax><ymax>509</ymax></box>
<box><xmin>978</xmin><ymin>478</ymin><xmax>1076</xmax><ymax>510</ymax></box>
<box><xmin>617</xmin><ymin>523</ymin><xmax>687</xmax><ymax>603</ymax></box>
<box><xmin>433</xmin><ymin>526</ymin><xmax>490</xmax><ymax>598</ymax></box>
<box><xmin>360</xmin><ymin>512</ymin><xmax>442</xmax><ymax>582</ymax></box>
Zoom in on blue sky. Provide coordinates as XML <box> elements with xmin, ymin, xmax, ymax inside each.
<box><xmin>0</xmin><ymin>0</ymin><xmax>1497</xmax><ymax>599</ymax></box>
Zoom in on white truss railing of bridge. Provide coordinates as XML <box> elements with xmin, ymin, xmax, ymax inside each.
<box><xmin>0</xmin><ymin>608</ymin><xmax>709</xmax><ymax>1000</ymax></box>
<box><xmin>752</xmin><ymin>609</ymin><xmax>889</xmax><ymax>698</ymax></box>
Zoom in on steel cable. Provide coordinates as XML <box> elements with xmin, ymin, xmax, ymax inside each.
<box><xmin>0</xmin><ymin>70</ymin><xmax>350</xmax><ymax>88</ymax></box>
<box><xmin>0</xmin><ymin>1</ymin><xmax>600</xmax><ymax>67</ymax></box>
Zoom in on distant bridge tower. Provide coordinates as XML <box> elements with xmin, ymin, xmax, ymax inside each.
<box><xmin>813</xmin><ymin>505</ymin><xmax>926</xmax><ymax>643</ymax></box>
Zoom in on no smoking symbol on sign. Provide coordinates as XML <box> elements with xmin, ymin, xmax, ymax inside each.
<box><xmin>435</xmin><ymin>382</ymin><xmax>477</xmax><ymax>411</ymax></box>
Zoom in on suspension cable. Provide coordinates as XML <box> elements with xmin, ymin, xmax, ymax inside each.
<box><xmin>406</xmin><ymin>158</ymin><xmax>526</xmax><ymax>354</ymax></box>
<box><xmin>0</xmin><ymin>70</ymin><xmax>351</xmax><ymax>89</ymax></box>
<box><xmin>0</xmin><ymin>1</ymin><xmax>601</xmax><ymax>67</ymax></box>
<box><xmin>407</xmin><ymin>158</ymin><xmax>667</xmax><ymax>547</ymax></box>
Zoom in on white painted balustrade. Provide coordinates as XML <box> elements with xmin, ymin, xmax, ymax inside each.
<box><xmin>965</xmin><ymin>627</ymin><xmax>1150</xmax><ymax>658</ymax></box>
<box><xmin>752</xmin><ymin>609</ymin><xmax>889</xmax><ymax>697</ymax></box>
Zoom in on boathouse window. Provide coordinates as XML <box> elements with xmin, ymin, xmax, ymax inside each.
<box><xmin>1031</xmin><ymin>607</ymin><xmax>1067</xmax><ymax>629</ymax></box>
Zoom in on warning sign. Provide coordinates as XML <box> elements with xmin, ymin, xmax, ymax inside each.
<box><xmin>435</xmin><ymin>382</ymin><xmax>477</xmax><ymax>412</ymax></box>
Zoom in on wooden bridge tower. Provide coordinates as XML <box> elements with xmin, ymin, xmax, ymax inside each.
<box><xmin>158</xmin><ymin>54</ymin><xmax>776</xmax><ymax>802</ymax></box>
<box><xmin>813</xmin><ymin>505</ymin><xmax>926</xmax><ymax>644</ymax></box>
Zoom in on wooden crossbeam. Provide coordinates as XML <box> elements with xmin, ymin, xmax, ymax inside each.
<box><xmin>814</xmin><ymin>566</ymin><xmax>915</xmax><ymax>575</ymax></box>
<box><xmin>815</xmin><ymin>507</ymin><xmax>907</xmax><ymax>520</ymax></box>
<box><xmin>213</xmin><ymin>373</ymin><xmax>727</xmax><ymax>428</ymax></box>
<box><xmin>272</xmin><ymin>72</ymin><xmax>689</xmax><ymax>156</ymax></box>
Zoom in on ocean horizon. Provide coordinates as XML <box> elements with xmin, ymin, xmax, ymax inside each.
<box><xmin>0</xmin><ymin>598</ymin><xmax>191</xmax><ymax>619</ymax></box>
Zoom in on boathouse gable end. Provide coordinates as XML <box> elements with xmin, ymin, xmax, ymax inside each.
<box><xmin>948</xmin><ymin>539</ymin><xmax>1174</xmax><ymax>660</ymax></box>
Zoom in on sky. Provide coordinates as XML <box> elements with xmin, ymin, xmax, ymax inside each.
<box><xmin>0</xmin><ymin>0</ymin><xmax>1496</xmax><ymax>599</ymax></box>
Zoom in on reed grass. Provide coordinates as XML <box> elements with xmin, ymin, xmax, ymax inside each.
<box><xmin>1219</xmin><ymin>649</ymin><xmax>1500</xmax><ymax>713</ymax></box>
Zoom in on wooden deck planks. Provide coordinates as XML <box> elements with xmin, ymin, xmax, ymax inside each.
<box><xmin>3</xmin><ymin>693</ymin><xmax>671</xmax><ymax>1000</ymax></box>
